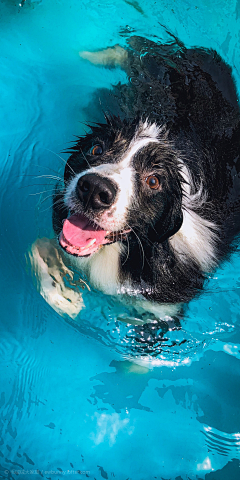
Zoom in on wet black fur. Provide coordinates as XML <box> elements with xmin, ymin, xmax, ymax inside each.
<box><xmin>53</xmin><ymin>36</ymin><xmax>240</xmax><ymax>304</ymax></box>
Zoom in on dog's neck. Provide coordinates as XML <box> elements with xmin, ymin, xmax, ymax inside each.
<box><xmin>71</xmin><ymin>242</ymin><xmax>125</xmax><ymax>295</ymax></box>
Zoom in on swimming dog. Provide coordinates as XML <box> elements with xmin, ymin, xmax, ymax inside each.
<box><xmin>32</xmin><ymin>36</ymin><xmax>240</xmax><ymax>319</ymax></box>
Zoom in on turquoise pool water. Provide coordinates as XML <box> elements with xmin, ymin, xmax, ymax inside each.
<box><xmin>0</xmin><ymin>0</ymin><xmax>240</xmax><ymax>478</ymax></box>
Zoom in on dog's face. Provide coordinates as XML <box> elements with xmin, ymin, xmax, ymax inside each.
<box><xmin>59</xmin><ymin>118</ymin><xmax>183</xmax><ymax>258</ymax></box>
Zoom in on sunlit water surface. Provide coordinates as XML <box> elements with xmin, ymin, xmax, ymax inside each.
<box><xmin>0</xmin><ymin>0</ymin><xmax>240</xmax><ymax>478</ymax></box>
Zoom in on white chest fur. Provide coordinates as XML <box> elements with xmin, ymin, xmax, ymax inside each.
<box><xmin>72</xmin><ymin>242</ymin><xmax>124</xmax><ymax>295</ymax></box>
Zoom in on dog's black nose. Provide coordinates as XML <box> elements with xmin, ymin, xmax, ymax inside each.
<box><xmin>76</xmin><ymin>173</ymin><xmax>117</xmax><ymax>210</ymax></box>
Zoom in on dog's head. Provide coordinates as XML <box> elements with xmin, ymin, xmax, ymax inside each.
<box><xmin>58</xmin><ymin>117</ymin><xmax>184</xmax><ymax>258</ymax></box>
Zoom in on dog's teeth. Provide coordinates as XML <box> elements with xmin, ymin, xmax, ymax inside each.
<box><xmin>86</xmin><ymin>238</ymin><xmax>96</xmax><ymax>247</ymax></box>
<box><xmin>79</xmin><ymin>239</ymin><xmax>96</xmax><ymax>252</ymax></box>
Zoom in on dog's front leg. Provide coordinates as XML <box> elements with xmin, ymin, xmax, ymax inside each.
<box><xmin>29</xmin><ymin>238</ymin><xmax>87</xmax><ymax>319</ymax></box>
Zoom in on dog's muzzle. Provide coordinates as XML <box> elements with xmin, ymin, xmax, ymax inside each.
<box><xmin>59</xmin><ymin>173</ymin><xmax>131</xmax><ymax>257</ymax></box>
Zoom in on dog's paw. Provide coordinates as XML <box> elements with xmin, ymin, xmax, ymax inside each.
<box><xmin>29</xmin><ymin>238</ymin><xmax>87</xmax><ymax>319</ymax></box>
<box><xmin>79</xmin><ymin>45</ymin><xmax>128</xmax><ymax>68</ymax></box>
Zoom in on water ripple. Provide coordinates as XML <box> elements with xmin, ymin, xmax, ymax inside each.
<box><xmin>203</xmin><ymin>425</ymin><xmax>240</xmax><ymax>457</ymax></box>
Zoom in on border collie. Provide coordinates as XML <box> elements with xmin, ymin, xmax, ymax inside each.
<box><xmin>33</xmin><ymin>35</ymin><xmax>240</xmax><ymax>319</ymax></box>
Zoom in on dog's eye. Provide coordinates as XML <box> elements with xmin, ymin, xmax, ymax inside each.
<box><xmin>145</xmin><ymin>175</ymin><xmax>160</xmax><ymax>190</ymax></box>
<box><xmin>90</xmin><ymin>145</ymin><xmax>103</xmax><ymax>156</ymax></box>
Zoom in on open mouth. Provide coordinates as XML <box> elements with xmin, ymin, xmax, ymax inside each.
<box><xmin>59</xmin><ymin>214</ymin><xmax>131</xmax><ymax>257</ymax></box>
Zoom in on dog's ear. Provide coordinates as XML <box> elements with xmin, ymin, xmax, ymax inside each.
<box><xmin>149</xmin><ymin>195</ymin><xmax>183</xmax><ymax>244</ymax></box>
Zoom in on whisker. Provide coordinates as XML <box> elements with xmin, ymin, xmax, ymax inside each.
<box><xmin>34</xmin><ymin>174</ymin><xmax>63</xmax><ymax>181</ymax></box>
<box><xmin>126</xmin><ymin>206</ymin><xmax>158</xmax><ymax>249</ymax></box>
<box><xmin>126</xmin><ymin>223</ymin><xmax>145</xmax><ymax>269</ymax></box>
<box><xmin>122</xmin><ymin>233</ymin><xmax>130</xmax><ymax>266</ymax></box>
<box><xmin>45</xmin><ymin>148</ymin><xmax>76</xmax><ymax>176</ymax></box>
<box><xmin>80</xmin><ymin>148</ymin><xmax>92</xmax><ymax>170</ymax></box>
<box><xmin>29</xmin><ymin>189</ymin><xmax>57</xmax><ymax>196</ymax></box>
<box><xmin>51</xmin><ymin>198</ymin><xmax>66</xmax><ymax>209</ymax></box>
<box><xmin>20</xmin><ymin>183</ymin><xmax>59</xmax><ymax>189</ymax></box>
<box><xmin>31</xmin><ymin>164</ymin><xmax>62</xmax><ymax>176</ymax></box>
<box><xmin>37</xmin><ymin>193</ymin><xmax>54</xmax><ymax>205</ymax></box>
<box><xmin>13</xmin><ymin>173</ymin><xmax>63</xmax><ymax>181</ymax></box>
<box><xmin>39</xmin><ymin>198</ymin><xmax>65</xmax><ymax>213</ymax></box>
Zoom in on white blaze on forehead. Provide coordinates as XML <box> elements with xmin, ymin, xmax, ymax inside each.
<box><xmin>120</xmin><ymin>124</ymin><xmax>161</xmax><ymax>169</ymax></box>
<box><xmin>135</xmin><ymin>119</ymin><xmax>163</xmax><ymax>141</ymax></box>
<box><xmin>103</xmin><ymin>121</ymin><xmax>161</xmax><ymax>227</ymax></box>
<box><xmin>65</xmin><ymin>121</ymin><xmax>161</xmax><ymax>230</ymax></box>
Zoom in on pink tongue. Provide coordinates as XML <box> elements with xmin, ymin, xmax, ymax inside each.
<box><xmin>62</xmin><ymin>214</ymin><xmax>107</xmax><ymax>248</ymax></box>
